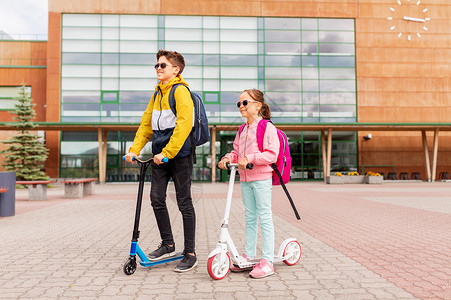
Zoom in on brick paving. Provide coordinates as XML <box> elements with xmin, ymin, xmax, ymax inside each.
<box><xmin>0</xmin><ymin>181</ymin><xmax>449</xmax><ymax>299</ymax></box>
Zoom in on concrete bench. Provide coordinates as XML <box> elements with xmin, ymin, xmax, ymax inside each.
<box><xmin>16</xmin><ymin>180</ymin><xmax>56</xmax><ymax>201</ymax></box>
<box><xmin>61</xmin><ymin>178</ymin><xmax>97</xmax><ymax>198</ymax></box>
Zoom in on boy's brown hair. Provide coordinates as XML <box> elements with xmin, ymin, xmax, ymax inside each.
<box><xmin>156</xmin><ymin>49</ymin><xmax>185</xmax><ymax>75</ymax></box>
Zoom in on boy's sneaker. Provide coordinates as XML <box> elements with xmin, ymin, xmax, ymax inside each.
<box><xmin>249</xmin><ymin>258</ymin><xmax>274</xmax><ymax>279</ymax></box>
<box><xmin>230</xmin><ymin>254</ymin><xmax>254</xmax><ymax>272</ymax></box>
<box><xmin>174</xmin><ymin>253</ymin><xmax>198</xmax><ymax>272</ymax></box>
<box><xmin>148</xmin><ymin>243</ymin><xmax>175</xmax><ymax>261</ymax></box>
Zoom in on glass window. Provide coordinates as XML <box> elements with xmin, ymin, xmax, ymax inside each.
<box><xmin>221</xmin><ymin>55</ymin><xmax>257</xmax><ymax>66</ymax></box>
<box><xmin>62</xmin><ymin>27</ymin><xmax>101</xmax><ymax>40</ymax></box>
<box><xmin>265</xmin><ymin>30</ymin><xmax>300</xmax><ymax>42</ymax></box>
<box><xmin>220</xmin><ymin>17</ymin><xmax>257</xmax><ymax>29</ymax></box>
<box><xmin>203</xmin><ymin>29</ymin><xmax>219</xmax><ymax>41</ymax></box>
<box><xmin>320</xmin><ymin>93</ymin><xmax>355</xmax><ymax>105</ymax></box>
<box><xmin>102</xmin><ymin>27</ymin><xmax>119</xmax><ymax>40</ymax></box>
<box><xmin>221</xmin><ymin>42</ymin><xmax>257</xmax><ymax>55</ymax></box>
<box><xmin>265</xmin><ymin>18</ymin><xmax>300</xmax><ymax>30</ymax></box>
<box><xmin>203</xmin><ymin>66</ymin><xmax>219</xmax><ymax>78</ymax></box>
<box><xmin>62</xmin><ymin>40</ymin><xmax>101</xmax><ymax>52</ymax></box>
<box><xmin>319</xmin><ymin>56</ymin><xmax>355</xmax><ymax>67</ymax></box>
<box><xmin>165</xmin><ymin>16</ymin><xmax>202</xmax><ymax>28</ymax></box>
<box><xmin>302</xmin><ymin>31</ymin><xmax>318</xmax><ymax>42</ymax></box>
<box><xmin>102</xmin><ymin>15</ymin><xmax>119</xmax><ymax>27</ymax></box>
<box><xmin>102</xmin><ymin>53</ymin><xmax>119</xmax><ymax>64</ymax></box>
<box><xmin>203</xmin><ymin>17</ymin><xmax>219</xmax><ymax>28</ymax></box>
<box><xmin>319</xmin><ymin>31</ymin><xmax>354</xmax><ymax>43</ymax></box>
<box><xmin>62</xmin><ymin>91</ymin><xmax>100</xmax><ymax>103</ymax></box>
<box><xmin>62</xmin><ymin>65</ymin><xmax>100</xmax><ymax>77</ymax></box>
<box><xmin>303</xmin><ymin>92</ymin><xmax>319</xmax><ymax>104</ymax></box>
<box><xmin>221</xmin><ymin>30</ymin><xmax>257</xmax><ymax>42</ymax></box>
<box><xmin>182</xmin><ymin>66</ymin><xmax>203</xmax><ymax>79</ymax></box>
<box><xmin>221</xmin><ymin>67</ymin><xmax>257</xmax><ymax>79</ymax></box>
<box><xmin>166</xmin><ymin>29</ymin><xmax>202</xmax><ymax>41</ymax></box>
<box><xmin>102</xmin><ymin>40</ymin><xmax>119</xmax><ymax>53</ymax></box>
<box><xmin>266</xmin><ymin>55</ymin><xmax>301</xmax><ymax>67</ymax></box>
<box><xmin>119</xmin><ymin>65</ymin><xmax>155</xmax><ymax>78</ymax></box>
<box><xmin>265</xmin><ymin>92</ymin><xmax>301</xmax><ymax>105</ymax></box>
<box><xmin>62</xmin><ymin>53</ymin><xmax>101</xmax><ymax>64</ymax></box>
<box><xmin>63</xmin><ymin>14</ymin><xmax>100</xmax><ymax>27</ymax></box>
<box><xmin>265</xmin><ymin>67</ymin><xmax>301</xmax><ymax>79</ymax></box>
<box><xmin>119</xmin><ymin>91</ymin><xmax>152</xmax><ymax>104</ymax></box>
<box><xmin>120</xmin><ymin>28</ymin><xmax>158</xmax><ymax>40</ymax></box>
<box><xmin>266</xmin><ymin>80</ymin><xmax>302</xmax><ymax>92</ymax></box>
<box><xmin>102</xmin><ymin>92</ymin><xmax>118</xmax><ymax>102</ymax></box>
<box><xmin>265</xmin><ymin>43</ymin><xmax>300</xmax><ymax>55</ymax></box>
<box><xmin>221</xmin><ymin>80</ymin><xmax>258</xmax><ymax>92</ymax></box>
<box><xmin>120</xmin><ymin>15</ymin><xmax>157</xmax><ymax>28</ymax></box>
<box><xmin>302</xmin><ymin>19</ymin><xmax>317</xmax><ymax>30</ymax></box>
<box><xmin>319</xmin><ymin>80</ymin><xmax>356</xmax><ymax>92</ymax></box>
<box><xmin>165</xmin><ymin>41</ymin><xmax>202</xmax><ymax>53</ymax></box>
<box><xmin>120</xmin><ymin>79</ymin><xmax>154</xmax><ymax>91</ymax></box>
<box><xmin>319</xmin><ymin>44</ymin><xmax>355</xmax><ymax>55</ymax></box>
<box><xmin>319</xmin><ymin>68</ymin><xmax>355</xmax><ymax>80</ymax></box>
<box><xmin>120</xmin><ymin>53</ymin><xmax>154</xmax><ymax>65</ymax></box>
<box><xmin>62</xmin><ymin>78</ymin><xmax>101</xmax><ymax>90</ymax></box>
<box><xmin>120</xmin><ymin>40</ymin><xmax>157</xmax><ymax>53</ymax></box>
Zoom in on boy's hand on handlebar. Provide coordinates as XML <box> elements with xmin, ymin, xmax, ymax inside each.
<box><xmin>153</xmin><ymin>153</ymin><xmax>165</xmax><ymax>165</ymax></box>
<box><xmin>238</xmin><ymin>157</ymin><xmax>249</xmax><ymax>170</ymax></box>
<box><xmin>124</xmin><ymin>152</ymin><xmax>137</xmax><ymax>163</ymax></box>
<box><xmin>218</xmin><ymin>159</ymin><xmax>229</xmax><ymax>169</ymax></box>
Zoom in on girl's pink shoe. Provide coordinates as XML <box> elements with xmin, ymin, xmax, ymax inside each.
<box><xmin>249</xmin><ymin>258</ymin><xmax>274</xmax><ymax>278</ymax></box>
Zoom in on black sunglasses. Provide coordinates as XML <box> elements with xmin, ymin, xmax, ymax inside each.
<box><xmin>237</xmin><ymin>99</ymin><xmax>259</xmax><ymax>108</ymax></box>
<box><xmin>154</xmin><ymin>62</ymin><xmax>175</xmax><ymax>70</ymax></box>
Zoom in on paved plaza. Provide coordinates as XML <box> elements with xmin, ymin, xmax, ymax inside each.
<box><xmin>0</xmin><ymin>181</ymin><xmax>450</xmax><ymax>299</ymax></box>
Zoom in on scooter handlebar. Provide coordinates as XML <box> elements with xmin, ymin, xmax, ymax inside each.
<box><xmin>122</xmin><ymin>156</ymin><xmax>168</xmax><ymax>163</ymax></box>
<box><xmin>217</xmin><ymin>162</ymin><xmax>253</xmax><ymax>170</ymax></box>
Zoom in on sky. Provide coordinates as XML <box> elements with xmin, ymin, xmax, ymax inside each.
<box><xmin>0</xmin><ymin>0</ymin><xmax>48</xmax><ymax>38</ymax></box>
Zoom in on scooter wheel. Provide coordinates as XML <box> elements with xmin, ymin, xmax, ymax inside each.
<box><xmin>123</xmin><ymin>257</ymin><xmax>137</xmax><ymax>275</ymax></box>
<box><xmin>283</xmin><ymin>240</ymin><xmax>302</xmax><ymax>266</ymax></box>
<box><xmin>207</xmin><ymin>253</ymin><xmax>230</xmax><ymax>280</ymax></box>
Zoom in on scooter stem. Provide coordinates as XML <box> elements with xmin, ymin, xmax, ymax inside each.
<box><xmin>222</xmin><ymin>165</ymin><xmax>237</xmax><ymax>223</ymax></box>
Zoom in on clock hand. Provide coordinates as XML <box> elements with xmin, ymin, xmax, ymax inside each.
<box><xmin>403</xmin><ymin>16</ymin><xmax>426</xmax><ymax>22</ymax></box>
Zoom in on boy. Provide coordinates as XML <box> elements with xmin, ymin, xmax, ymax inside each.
<box><xmin>124</xmin><ymin>50</ymin><xmax>197</xmax><ymax>272</ymax></box>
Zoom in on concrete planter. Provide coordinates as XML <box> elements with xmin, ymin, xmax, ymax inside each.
<box><xmin>365</xmin><ymin>176</ymin><xmax>383</xmax><ymax>184</ymax></box>
<box><xmin>326</xmin><ymin>176</ymin><xmax>344</xmax><ymax>184</ymax></box>
<box><xmin>327</xmin><ymin>175</ymin><xmax>382</xmax><ymax>184</ymax></box>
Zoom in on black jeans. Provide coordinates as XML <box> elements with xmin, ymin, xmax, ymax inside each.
<box><xmin>150</xmin><ymin>155</ymin><xmax>195</xmax><ymax>253</ymax></box>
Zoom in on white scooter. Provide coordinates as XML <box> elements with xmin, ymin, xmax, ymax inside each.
<box><xmin>207</xmin><ymin>163</ymin><xmax>302</xmax><ymax>280</ymax></box>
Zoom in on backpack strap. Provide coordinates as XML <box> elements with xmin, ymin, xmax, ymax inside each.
<box><xmin>256</xmin><ymin>119</ymin><xmax>271</xmax><ymax>152</ymax></box>
<box><xmin>238</xmin><ymin>119</ymin><xmax>271</xmax><ymax>152</ymax></box>
<box><xmin>167</xmin><ymin>83</ymin><xmax>196</xmax><ymax>163</ymax></box>
<box><xmin>168</xmin><ymin>83</ymin><xmax>188</xmax><ymax>116</ymax></box>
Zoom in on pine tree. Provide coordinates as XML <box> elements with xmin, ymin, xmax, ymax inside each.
<box><xmin>1</xmin><ymin>83</ymin><xmax>49</xmax><ymax>181</ymax></box>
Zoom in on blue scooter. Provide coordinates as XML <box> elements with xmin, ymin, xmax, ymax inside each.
<box><xmin>122</xmin><ymin>156</ymin><xmax>184</xmax><ymax>275</ymax></box>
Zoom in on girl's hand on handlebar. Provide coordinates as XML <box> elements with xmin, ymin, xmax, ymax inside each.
<box><xmin>218</xmin><ymin>159</ymin><xmax>229</xmax><ymax>169</ymax></box>
<box><xmin>124</xmin><ymin>152</ymin><xmax>137</xmax><ymax>163</ymax></box>
<box><xmin>238</xmin><ymin>157</ymin><xmax>249</xmax><ymax>170</ymax></box>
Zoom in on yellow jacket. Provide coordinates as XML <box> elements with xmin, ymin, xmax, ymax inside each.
<box><xmin>129</xmin><ymin>75</ymin><xmax>194</xmax><ymax>159</ymax></box>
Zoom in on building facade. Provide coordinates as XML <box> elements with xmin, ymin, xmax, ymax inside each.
<box><xmin>1</xmin><ymin>0</ymin><xmax>450</xmax><ymax>182</ymax></box>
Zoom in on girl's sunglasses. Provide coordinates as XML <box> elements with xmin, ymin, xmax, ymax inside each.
<box><xmin>154</xmin><ymin>63</ymin><xmax>173</xmax><ymax>70</ymax></box>
<box><xmin>237</xmin><ymin>99</ymin><xmax>259</xmax><ymax>108</ymax></box>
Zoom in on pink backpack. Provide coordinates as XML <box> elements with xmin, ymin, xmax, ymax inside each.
<box><xmin>239</xmin><ymin>119</ymin><xmax>292</xmax><ymax>185</ymax></box>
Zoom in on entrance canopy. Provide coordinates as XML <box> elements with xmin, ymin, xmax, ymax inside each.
<box><xmin>1</xmin><ymin>122</ymin><xmax>450</xmax><ymax>183</ymax></box>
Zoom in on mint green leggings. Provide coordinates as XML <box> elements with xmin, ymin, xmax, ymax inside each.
<box><xmin>240</xmin><ymin>178</ymin><xmax>274</xmax><ymax>262</ymax></box>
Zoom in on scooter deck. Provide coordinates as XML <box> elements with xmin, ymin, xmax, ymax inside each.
<box><xmin>139</xmin><ymin>252</ymin><xmax>184</xmax><ymax>267</ymax></box>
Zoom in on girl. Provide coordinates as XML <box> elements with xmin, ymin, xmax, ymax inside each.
<box><xmin>218</xmin><ymin>89</ymin><xmax>279</xmax><ymax>278</ymax></box>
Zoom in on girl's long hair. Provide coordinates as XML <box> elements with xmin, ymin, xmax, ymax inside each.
<box><xmin>242</xmin><ymin>88</ymin><xmax>271</xmax><ymax>120</ymax></box>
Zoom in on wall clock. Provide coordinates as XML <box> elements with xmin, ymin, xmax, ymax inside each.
<box><xmin>388</xmin><ymin>0</ymin><xmax>430</xmax><ymax>40</ymax></box>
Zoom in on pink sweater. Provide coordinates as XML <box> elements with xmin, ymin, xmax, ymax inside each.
<box><xmin>224</xmin><ymin>117</ymin><xmax>279</xmax><ymax>182</ymax></box>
